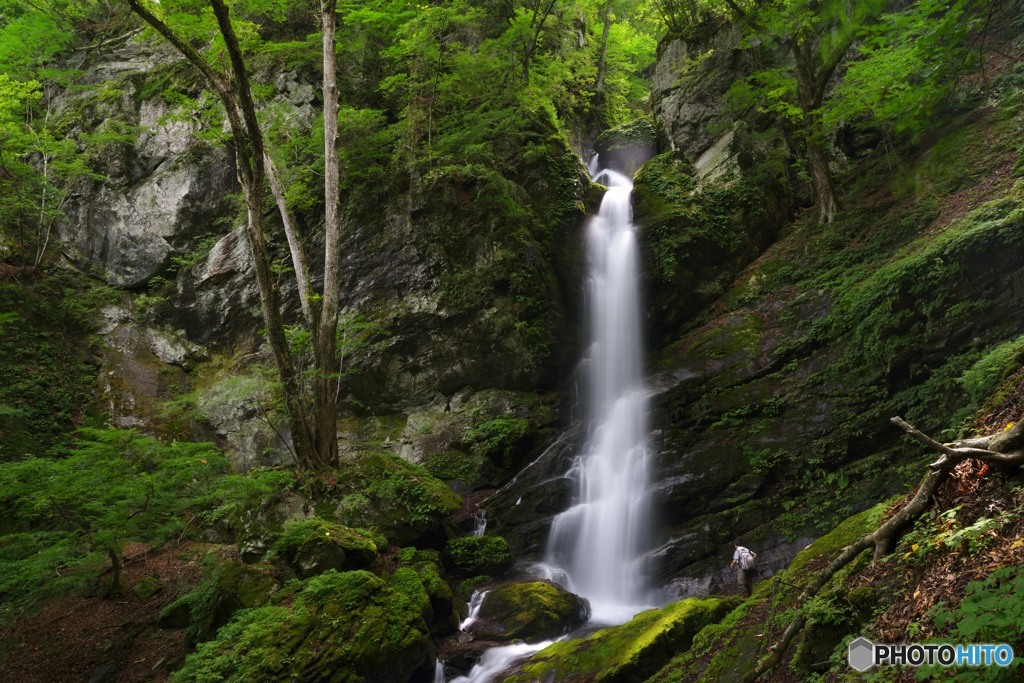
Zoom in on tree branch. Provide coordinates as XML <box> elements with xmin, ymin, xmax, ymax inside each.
<box><xmin>746</xmin><ymin>416</ymin><xmax>1024</xmax><ymax>680</ymax></box>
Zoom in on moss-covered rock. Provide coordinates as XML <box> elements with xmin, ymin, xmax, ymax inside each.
<box><xmin>170</xmin><ymin>570</ymin><xmax>433</xmax><ymax>683</ymax></box>
<box><xmin>271</xmin><ymin>518</ymin><xmax>379</xmax><ymax>578</ymax></box>
<box><xmin>133</xmin><ymin>575</ymin><xmax>163</xmax><ymax>600</ymax></box>
<box><xmin>446</xmin><ymin>536</ymin><xmax>514</xmax><ymax>576</ymax></box>
<box><xmin>633</xmin><ymin>152</ymin><xmax>779</xmax><ymax>338</ymax></box>
<box><xmin>158</xmin><ymin>560</ymin><xmax>280</xmax><ymax>645</ymax></box>
<box><xmin>392</xmin><ymin>387</ymin><xmax>560</xmax><ymax>491</ymax></box>
<box><xmin>506</xmin><ymin>596</ymin><xmax>739</xmax><ymax>682</ymax></box>
<box><xmin>593</xmin><ymin>118</ymin><xmax>657</xmax><ymax>176</ymax></box>
<box><xmin>328</xmin><ymin>451</ymin><xmax>463</xmax><ymax>546</ymax></box>
<box><xmin>649</xmin><ymin>500</ymin><xmax>894</xmax><ymax>681</ymax></box>
<box><xmin>469</xmin><ymin>581</ymin><xmax>590</xmax><ymax>642</ymax></box>
<box><xmin>397</xmin><ymin>547</ymin><xmax>459</xmax><ymax>636</ymax></box>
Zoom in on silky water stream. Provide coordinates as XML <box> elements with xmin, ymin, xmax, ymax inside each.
<box><xmin>448</xmin><ymin>161</ymin><xmax>656</xmax><ymax>682</ymax></box>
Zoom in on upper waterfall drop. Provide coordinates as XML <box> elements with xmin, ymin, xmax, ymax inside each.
<box><xmin>543</xmin><ymin>164</ymin><xmax>654</xmax><ymax>623</ymax></box>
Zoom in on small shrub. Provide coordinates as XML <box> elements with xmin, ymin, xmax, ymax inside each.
<box><xmin>447</xmin><ymin>536</ymin><xmax>513</xmax><ymax>576</ymax></box>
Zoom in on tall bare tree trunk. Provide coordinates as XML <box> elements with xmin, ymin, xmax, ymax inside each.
<box><xmin>128</xmin><ymin>0</ymin><xmax>321</xmax><ymax>468</ymax></box>
<box><xmin>210</xmin><ymin>0</ymin><xmax>318</xmax><ymax>466</ymax></box>
<box><xmin>314</xmin><ymin>0</ymin><xmax>342</xmax><ymax>470</ymax></box>
<box><xmin>595</xmin><ymin>0</ymin><xmax>613</xmax><ymax>92</ymax></box>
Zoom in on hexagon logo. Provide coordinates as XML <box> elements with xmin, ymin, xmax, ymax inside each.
<box><xmin>848</xmin><ymin>637</ymin><xmax>875</xmax><ymax>672</ymax></box>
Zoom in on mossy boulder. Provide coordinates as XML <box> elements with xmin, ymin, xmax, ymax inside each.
<box><xmin>649</xmin><ymin>501</ymin><xmax>895</xmax><ymax>682</ymax></box>
<box><xmin>272</xmin><ymin>518</ymin><xmax>379</xmax><ymax>578</ymax></box>
<box><xmin>469</xmin><ymin>581</ymin><xmax>590</xmax><ymax>642</ymax></box>
<box><xmin>593</xmin><ymin>118</ymin><xmax>657</xmax><ymax>176</ymax></box>
<box><xmin>506</xmin><ymin>596</ymin><xmax>740</xmax><ymax>683</ymax></box>
<box><xmin>397</xmin><ymin>547</ymin><xmax>460</xmax><ymax>636</ymax></box>
<box><xmin>327</xmin><ymin>451</ymin><xmax>462</xmax><ymax>546</ymax></box>
<box><xmin>170</xmin><ymin>570</ymin><xmax>433</xmax><ymax>683</ymax></box>
<box><xmin>158</xmin><ymin>560</ymin><xmax>280</xmax><ymax>645</ymax></box>
<box><xmin>446</xmin><ymin>536</ymin><xmax>514</xmax><ymax>576</ymax></box>
<box><xmin>133</xmin><ymin>575</ymin><xmax>163</xmax><ymax>600</ymax></box>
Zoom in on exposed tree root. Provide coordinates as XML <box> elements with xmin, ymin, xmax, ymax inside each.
<box><xmin>743</xmin><ymin>417</ymin><xmax>1024</xmax><ymax>682</ymax></box>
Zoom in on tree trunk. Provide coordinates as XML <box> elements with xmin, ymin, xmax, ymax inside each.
<box><xmin>314</xmin><ymin>0</ymin><xmax>342</xmax><ymax>470</ymax></box>
<box><xmin>806</xmin><ymin>136</ymin><xmax>838</xmax><ymax>224</ymax></box>
<box><xmin>793</xmin><ymin>39</ymin><xmax>842</xmax><ymax>225</ymax></box>
<box><xmin>106</xmin><ymin>546</ymin><xmax>122</xmax><ymax>596</ymax></box>
<box><xmin>127</xmin><ymin>0</ymin><xmax>354</xmax><ymax>471</ymax></box>
<box><xmin>595</xmin><ymin>0</ymin><xmax>613</xmax><ymax>92</ymax></box>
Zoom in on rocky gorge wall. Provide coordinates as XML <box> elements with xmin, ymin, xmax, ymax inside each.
<box><xmin>491</xmin><ymin>19</ymin><xmax>1024</xmax><ymax>601</ymax></box>
<box><xmin>43</xmin><ymin>18</ymin><xmax>1024</xmax><ymax>609</ymax></box>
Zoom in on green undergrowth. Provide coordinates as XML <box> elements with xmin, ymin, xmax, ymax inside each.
<box><xmin>0</xmin><ymin>428</ymin><xmax>292</xmax><ymax>623</ymax></box>
<box><xmin>159</xmin><ymin>557</ymin><xmax>281</xmax><ymax>646</ymax></box>
<box><xmin>0</xmin><ymin>273</ymin><xmax>111</xmax><ymax>459</ymax></box>
<box><xmin>170</xmin><ymin>569</ymin><xmax>433</xmax><ymax>683</ymax></box>
<box><xmin>331</xmin><ymin>451</ymin><xmax>462</xmax><ymax>542</ymax></box>
<box><xmin>446</xmin><ymin>535</ymin><xmax>513</xmax><ymax>576</ymax></box>
<box><xmin>270</xmin><ymin>518</ymin><xmax>380</xmax><ymax>577</ymax></box>
<box><xmin>509</xmin><ymin>596</ymin><xmax>740</xmax><ymax>682</ymax></box>
<box><xmin>634</xmin><ymin>152</ymin><xmax>767</xmax><ymax>283</ymax></box>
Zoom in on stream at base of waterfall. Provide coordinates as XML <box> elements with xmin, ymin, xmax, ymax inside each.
<box><xmin>446</xmin><ymin>159</ymin><xmax>658</xmax><ymax>683</ymax></box>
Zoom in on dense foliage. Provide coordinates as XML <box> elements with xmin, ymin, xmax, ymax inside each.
<box><xmin>0</xmin><ymin>428</ymin><xmax>291</xmax><ymax>617</ymax></box>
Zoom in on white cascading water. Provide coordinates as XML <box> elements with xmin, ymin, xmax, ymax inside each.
<box><xmin>543</xmin><ymin>165</ymin><xmax>653</xmax><ymax>623</ymax></box>
<box><xmin>447</xmin><ymin>161</ymin><xmax>653</xmax><ymax>683</ymax></box>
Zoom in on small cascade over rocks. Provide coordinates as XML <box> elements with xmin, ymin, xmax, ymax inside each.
<box><xmin>472</xmin><ymin>510</ymin><xmax>487</xmax><ymax>538</ymax></box>
<box><xmin>459</xmin><ymin>589</ymin><xmax>489</xmax><ymax>632</ymax></box>
<box><xmin>542</xmin><ymin>164</ymin><xmax>656</xmax><ymax>623</ymax></box>
<box><xmin>449</xmin><ymin>640</ymin><xmax>557</xmax><ymax>683</ymax></box>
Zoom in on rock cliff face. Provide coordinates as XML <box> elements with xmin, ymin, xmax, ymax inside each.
<box><xmin>53</xmin><ymin>38</ymin><xmax>588</xmax><ymax>469</ymax></box>
<box><xmin>57</xmin><ymin>42</ymin><xmax>238</xmax><ymax>289</ymax></box>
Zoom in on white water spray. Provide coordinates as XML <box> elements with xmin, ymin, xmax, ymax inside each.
<box><xmin>544</xmin><ymin>166</ymin><xmax>653</xmax><ymax>623</ymax></box>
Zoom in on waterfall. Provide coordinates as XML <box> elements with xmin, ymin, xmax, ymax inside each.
<box><xmin>543</xmin><ymin>166</ymin><xmax>653</xmax><ymax>623</ymax></box>
<box><xmin>434</xmin><ymin>659</ymin><xmax>445</xmax><ymax>683</ymax></box>
<box><xmin>458</xmin><ymin>589</ymin><xmax>489</xmax><ymax>631</ymax></box>
<box><xmin>472</xmin><ymin>510</ymin><xmax>487</xmax><ymax>537</ymax></box>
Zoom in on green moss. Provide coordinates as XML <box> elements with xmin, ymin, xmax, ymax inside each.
<box><xmin>593</xmin><ymin>117</ymin><xmax>656</xmax><ymax>152</ymax></box>
<box><xmin>171</xmin><ymin>570</ymin><xmax>432</xmax><ymax>683</ymax></box>
<box><xmin>478</xmin><ymin>581</ymin><xmax>590</xmax><ymax>642</ymax></box>
<box><xmin>271</xmin><ymin>518</ymin><xmax>378</xmax><ymax>577</ymax></box>
<box><xmin>396</xmin><ymin>547</ymin><xmax>458</xmax><ymax>635</ymax></box>
<box><xmin>334</xmin><ymin>452</ymin><xmax>462</xmax><ymax>543</ymax></box>
<box><xmin>456</xmin><ymin>575</ymin><xmax>492</xmax><ymax>600</ymax></box>
<box><xmin>463</xmin><ymin>417</ymin><xmax>529</xmax><ymax>463</ymax></box>
<box><xmin>785</xmin><ymin>498</ymin><xmax>895</xmax><ymax>576</ymax></box>
<box><xmin>508</xmin><ymin>596</ymin><xmax>740</xmax><ymax>682</ymax></box>
<box><xmin>652</xmin><ymin>501</ymin><xmax>897</xmax><ymax>681</ymax></box>
<box><xmin>446</xmin><ymin>536</ymin><xmax>513</xmax><ymax>576</ymax></box>
<box><xmin>648</xmin><ymin>597</ymin><xmax>764</xmax><ymax>683</ymax></box>
<box><xmin>423</xmin><ymin>449</ymin><xmax>494</xmax><ymax>486</ymax></box>
<box><xmin>159</xmin><ymin>559</ymin><xmax>280</xmax><ymax>645</ymax></box>
<box><xmin>633</xmin><ymin>152</ymin><xmax>765</xmax><ymax>282</ymax></box>
<box><xmin>0</xmin><ymin>275</ymin><xmax>107</xmax><ymax>459</ymax></box>
<box><xmin>133</xmin><ymin>575</ymin><xmax>163</xmax><ymax>600</ymax></box>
